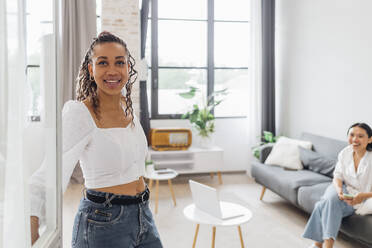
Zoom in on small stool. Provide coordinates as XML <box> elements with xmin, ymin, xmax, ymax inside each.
<box><xmin>145</xmin><ymin>168</ymin><xmax>178</xmax><ymax>214</ymax></box>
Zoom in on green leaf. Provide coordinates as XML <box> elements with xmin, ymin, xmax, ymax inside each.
<box><xmin>178</xmin><ymin>86</ymin><xmax>198</xmax><ymax>99</ymax></box>
<box><xmin>263</xmin><ymin>131</ymin><xmax>274</xmax><ymax>142</ymax></box>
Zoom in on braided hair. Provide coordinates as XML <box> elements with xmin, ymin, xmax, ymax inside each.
<box><xmin>76</xmin><ymin>31</ymin><xmax>137</xmax><ymax>124</ymax></box>
<box><xmin>348</xmin><ymin>123</ymin><xmax>372</xmax><ymax>151</ymax></box>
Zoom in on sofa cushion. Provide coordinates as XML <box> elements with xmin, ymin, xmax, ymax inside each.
<box><xmin>297</xmin><ymin>182</ymin><xmax>330</xmax><ymax>214</ymax></box>
<box><xmin>341</xmin><ymin>214</ymin><xmax>372</xmax><ymax>246</ymax></box>
<box><xmin>300</xmin><ymin>133</ymin><xmax>348</xmax><ymax>159</ymax></box>
<box><xmin>299</xmin><ymin>147</ymin><xmax>337</xmax><ymax>178</ymax></box>
<box><xmin>251</xmin><ymin>162</ymin><xmax>332</xmax><ymax>206</ymax></box>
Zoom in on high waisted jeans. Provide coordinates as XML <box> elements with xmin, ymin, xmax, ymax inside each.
<box><xmin>302</xmin><ymin>184</ymin><xmax>355</xmax><ymax>243</ymax></box>
<box><xmin>71</xmin><ymin>189</ymin><xmax>163</xmax><ymax>248</ymax></box>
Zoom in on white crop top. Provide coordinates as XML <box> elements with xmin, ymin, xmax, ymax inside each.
<box><xmin>30</xmin><ymin>100</ymin><xmax>148</xmax><ymax>220</ymax></box>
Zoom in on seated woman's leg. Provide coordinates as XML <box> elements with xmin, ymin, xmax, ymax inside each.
<box><xmin>303</xmin><ymin>184</ymin><xmax>354</xmax><ymax>244</ymax></box>
<box><xmin>320</xmin><ymin>184</ymin><xmax>354</xmax><ymax>241</ymax></box>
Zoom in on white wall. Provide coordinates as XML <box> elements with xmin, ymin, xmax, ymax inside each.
<box><xmin>276</xmin><ymin>0</ymin><xmax>372</xmax><ymax>141</ymax></box>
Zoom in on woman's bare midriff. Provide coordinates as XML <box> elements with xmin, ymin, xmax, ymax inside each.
<box><xmin>92</xmin><ymin>176</ymin><xmax>146</xmax><ymax>196</ymax></box>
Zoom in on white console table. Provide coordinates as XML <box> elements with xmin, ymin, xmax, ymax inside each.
<box><xmin>148</xmin><ymin>146</ymin><xmax>224</xmax><ymax>183</ymax></box>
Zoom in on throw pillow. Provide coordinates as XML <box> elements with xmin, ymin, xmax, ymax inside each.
<box><xmin>356</xmin><ymin>198</ymin><xmax>372</xmax><ymax>216</ymax></box>
<box><xmin>264</xmin><ymin>137</ymin><xmax>313</xmax><ymax>170</ymax></box>
<box><xmin>265</xmin><ymin>143</ymin><xmax>303</xmax><ymax>169</ymax></box>
<box><xmin>277</xmin><ymin>136</ymin><xmax>313</xmax><ymax>150</ymax></box>
<box><xmin>299</xmin><ymin>147</ymin><xmax>337</xmax><ymax>177</ymax></box>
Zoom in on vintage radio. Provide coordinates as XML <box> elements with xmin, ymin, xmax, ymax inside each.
<box><xmin>150</xmin><ymin>128</ymin><xmax>192</xmax><ymax>151</ymax></box>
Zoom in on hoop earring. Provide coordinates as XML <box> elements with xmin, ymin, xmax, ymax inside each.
<box><xmin>90</xmin><ymin>75</ymin><xmax>94</xmax><ymax>81</ymax></box>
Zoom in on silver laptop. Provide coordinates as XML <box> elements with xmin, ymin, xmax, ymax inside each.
<box><xmin>189</xmin><ymin>180</ymin><xmax>244</xmax><ymax>220</ymax></box>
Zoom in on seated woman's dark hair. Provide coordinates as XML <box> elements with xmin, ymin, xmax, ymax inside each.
<box><xmin>348</xmin><ymin>123</ymin><xmax>372</xmax><ymax>151</ymax></box>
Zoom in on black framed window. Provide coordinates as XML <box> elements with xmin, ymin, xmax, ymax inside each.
<box><xmin>148</xmin><ymin>0</ymin><xmax>250</xmax><ymax>119</ymax></box>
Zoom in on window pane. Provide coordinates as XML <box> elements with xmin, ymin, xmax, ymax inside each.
<box><xmin>27</xmin><ymin>66</ymin><xmax>41</xmax><ymax>116</ymax></box>
<box><xmin>215</xmin><ymin>22</ymin><xmax>250</xmax><ymax>67</ymax></box>
<box><xmin>145</xmin><ymin>19</ymin><xmax>151</xmax><ymax>67</ymax></box>
<box><xmin>97</xmin><ymin>17</ymin><xmax>101</xmax><ymax>34</ymax></box>
<box><xmin>96</xmin><ymin>0</ymin><xmax>101</xmax><ymax>16</ymax></box>
<box><xmin>214</xmin><ymin>69</ymin><xmax>249</xmax><ymax>117</ymax></box>
<box><xmin>26</xmin><ymin>0</ymin><xmax>53</xmax><ymax>60</ymax></box>
<box><xmin>26</xmin><ymin>0</ymin><xmax>54</xmax><ymax>117</ymax></box>
<box><xmin>159</xmin><ymin>0</ymin><xmax>207</xmax><ymax>20</ymax></box>
<box><xmin>147</xmin><ymin>69</ymin><xmax>152</xmax><ymax>117</ymax></box>
<box><xmin>158</xmin><ymin>68</ymin><xmax>207</xmax><ymax>115</ymax></box>
<box><xmin>215</xmin><ymin>0</ymin><xmax>250</xmax><ymax>21</ymax></box>
<box><xmin>96</xmin><ymin>0</ymin><xmax>102</xmax><ymax>34</ymax></box>
<box><xmin>159</xmin><ymin>20</ymin><xmax>207</xmax><ymax>67</ymax></box>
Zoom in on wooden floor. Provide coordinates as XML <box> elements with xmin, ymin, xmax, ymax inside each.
<box><xmin>63</xmin><ymin>172</ymin><xmax>365</xmax><ymax>248</ymax></box>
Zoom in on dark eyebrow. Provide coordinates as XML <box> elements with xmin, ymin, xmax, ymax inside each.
<box><xmin>96</xmin><ymin>56</ymin><xmax>125</xmax><ymax>60</ymax></box>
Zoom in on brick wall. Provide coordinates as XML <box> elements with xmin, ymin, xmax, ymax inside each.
<box><xmin>101</xmin><ymin>0</ymin><xmax>141</xmax><ymax>112</ymax></box>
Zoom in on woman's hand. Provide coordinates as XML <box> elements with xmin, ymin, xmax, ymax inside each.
<box><xmin>337</xmin><ymin>191</ymin><xmax>345</xmax><ymax>201</ymax></box>
<box><xmin>344</xmin><ymin>193</ymin><xmax>364</xmax><ymax>206</ymax></box>
<box><xmin>30</xmin><ymin>216</ymin><xmax>40</xmax><ymax>245</ymax></box>
<box><xmin>352</xmin><ymin>193</ymin><xmax>365</xmax><ymax>205</ymax></box>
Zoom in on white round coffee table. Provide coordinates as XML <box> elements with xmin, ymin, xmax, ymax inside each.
<box><xmin>145</xmin><ymin>168</ymin><xmax>178</xmax><ymax>214</ymax></box>
<box><xmin>183</xmin><ymin>201</ymin><xmax>252</xmax><ymax>248</ymax></box>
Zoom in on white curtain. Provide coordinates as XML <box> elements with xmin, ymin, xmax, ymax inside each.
<box><xmin>62</xmin><ymin>0</ymin><xmax>97</xmax><ymax>102</ymax></box>
<box><xmin>0</xmin><ymin>0</ymin><xmax>7</xmax><ymax>244</ymax></box>
<box><xmin>2</xmin><ymin>0</ymin><xmax>30</xmax><ymax>246</ymax></box>
<box><xmin>246</xmin><ymin>0</ymin><xmax>263</xmax><ymax>173</ymax></box>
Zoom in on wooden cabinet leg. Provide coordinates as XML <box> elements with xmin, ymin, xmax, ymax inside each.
<box><xmin>238</xmin><ymin>226</ymin><xmax>245</xmax><ymax>248</ymax></box>
<box><xmin>168</xmin><ymin>179</ymin><xmax>176</xmax><ymax>206</ymax></box>
<box><xmin>155</xmin><ymin>180</ymin><xmax>159</xmax><ymax>214</ymax></box>
<box><xmin>217</xmin><ymin>171</ymin><xmax>223</xmax><ymax>184</ymax></box>
<box><xmin>192</xmin><ymin>224</ymin><xmax>200</xmax><ymax>248</ymax></box>
<box><xmin>260</xmin><ymin>186</ymin><xmax>266</xmax><ymax>200</ymax></box>
<box><xmin>211</xmin><ymin>226</ymin><xmax>216</xmax><ymax>248</ymax></box>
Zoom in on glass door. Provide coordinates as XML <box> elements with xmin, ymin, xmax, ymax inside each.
<box><xmin>0</xmin><ymin>0</ymin><xmax>62</xmax><ymax>247</ymax></box>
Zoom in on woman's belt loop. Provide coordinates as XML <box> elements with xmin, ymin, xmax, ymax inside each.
<box><xmin>103</xmin><ymin>193</ymin><xmax>116</xmax><ymax>207</ymax></box>
<box><xmin>82</xmin><ymin>187</ymin><xmax>87</xmax><ymax>199</ymax></box>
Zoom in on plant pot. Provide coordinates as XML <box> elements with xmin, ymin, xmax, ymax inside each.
<box><xmin>199</xmin><ymin>135</ymin><xmax>213</xmax><ymax>149</ymax></box>
<box><xmin>146</xmin><ymin>163</ymin><xmax>155</xmax><ymax>175</ymax></box>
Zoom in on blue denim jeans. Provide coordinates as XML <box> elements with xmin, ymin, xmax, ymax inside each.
<box><xmin>302</xmin><ymin>184</ymin><xmax>355</xmax><ymax>243</ymax></box>
<box><xmin>71</xmin><ymin>189</ymin><xmax>163</xmax><ymax>248</ymax></box>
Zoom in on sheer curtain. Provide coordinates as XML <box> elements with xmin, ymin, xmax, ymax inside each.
<box><xmin>247</xmin><ymin>0</ymin><xmax>263</xmax><ymax>159</ymax></box>
<box><xmin>0</xmin><ymin>0</ymin><xmax>7</xmax><ymax>245</ymax></box>
<box><xmin>2</xmin><ymin>0</ymin><xmax>30</xmax><ymax>246</ymax></box>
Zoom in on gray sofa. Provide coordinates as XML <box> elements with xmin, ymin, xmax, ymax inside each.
<box><xmin>251</xmin><ymin>132</ymin><xmax>372</xmax><ymax>247</ymax></box>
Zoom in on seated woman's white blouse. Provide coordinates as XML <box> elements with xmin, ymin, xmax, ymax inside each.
<box><xmin>333</xmin><ymin>145</ymin><xmax>372</xmax><ymax>209</ymax></box>
<box><xmin>30</xmin><ymin>100</ymin><xmax>148</xmax><ymax>220</ymax></box>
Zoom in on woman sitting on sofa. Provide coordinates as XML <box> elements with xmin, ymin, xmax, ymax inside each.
<box><xmin>303</xmin><ymin>123</ymin><xmax>372</xmax><ymax>248</ymax></box>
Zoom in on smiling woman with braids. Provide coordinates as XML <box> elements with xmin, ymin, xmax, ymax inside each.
<box><xmin>30</xmin><ymin>31</ymin><xmax>163</xmax><ymax>247</ymax></box>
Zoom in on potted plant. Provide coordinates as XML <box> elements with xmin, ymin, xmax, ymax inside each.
<box><xmin>251</xmin><ymin>131</ymin><xmax>280</xmax><ymax>159</ymax></box>
<box><xmin>179</xmin><ymin>87</ymin><xmax>227</xmax><ymax>148</ymax></box>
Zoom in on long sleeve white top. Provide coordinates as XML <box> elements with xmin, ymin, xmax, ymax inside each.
<box><xmin>30</xmin><ymin>100</ymin><xmax>148</xmax><ymax>221</ymax></box>
<box><xmin>333</xmin><ymin>145</ymin><xmax>372</xmax><ymax>210</ymax></box>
